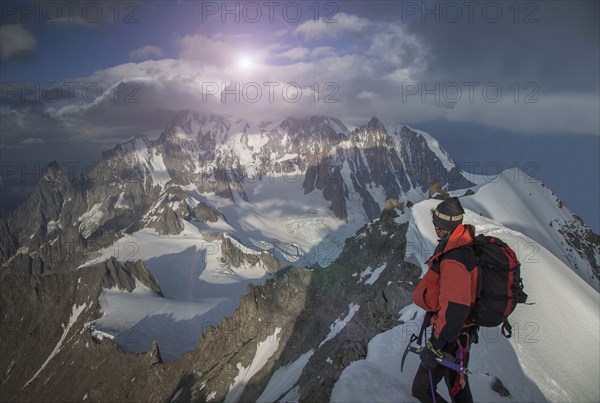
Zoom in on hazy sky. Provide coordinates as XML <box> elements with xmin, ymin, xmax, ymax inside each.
<box><xmin>0</xmin><ymin>0</ymin><xmax>599</xmax><ymax>228</ymax></box>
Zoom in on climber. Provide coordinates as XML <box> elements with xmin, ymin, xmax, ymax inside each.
<box><xmin>411</xmin><ymin>197</ymin><xmax>478</xmax><ymax>403</ymax></box>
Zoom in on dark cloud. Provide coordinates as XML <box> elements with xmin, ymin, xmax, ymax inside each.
<box><xmin>399</xmin><ymin>1</ymin><xmax>599</xmax><ymax>93</ymax></box>
<box><xmin>0</xmin><ymin>24</ymin><xmax>37</xmax><ymax>62</ymax></box>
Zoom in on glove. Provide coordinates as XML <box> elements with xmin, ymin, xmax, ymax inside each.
<box><xmin>420</xmin><ymin>338</ymin><xmax>445</xmax><ymax>370</ymax></box>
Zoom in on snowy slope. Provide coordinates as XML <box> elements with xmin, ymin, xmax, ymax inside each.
<box><xmin>332</xmin><ymin>198</ymin><xmax>600</xmax><ymax>402</ymax></box>
<box><xmin>459</xmin><ymin>169</ymin><xmax>599</xmax><ymax>291</ymax></box>
<box><xmin>80</xmin><ymin>220</ymin><xmax>271</xmax><ymax>361</ymax></box>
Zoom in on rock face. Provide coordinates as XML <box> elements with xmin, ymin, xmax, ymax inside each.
<box><xmin>99</xmin><ymin>257</ymin><xmax>163</xmax><ymax>296</ymax></box>
<box><xmin>5</xmin><ymin>162</ymin><xmax>68</xmax><ymax>248</ymax></box>
<box><xmin>140</xmin><ymin>186</ymin><xmax>192</xmax><ymax>235</ymax></box>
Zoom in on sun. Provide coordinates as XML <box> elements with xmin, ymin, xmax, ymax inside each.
<box><xmin>238</xmin><ymin>55</ymin><xmax>254</xmax><ymax>71</ymax></box>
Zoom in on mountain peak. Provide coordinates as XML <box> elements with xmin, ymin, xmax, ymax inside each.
<box><xmin>365</xmin><ymin>117</ymin><xmax>387</xmax><ymax>133</ymax></box>
<box><xmin>102</xmin><ymin>136</ymin><xmax>151</xmax><ymax>160</ymax></box>
<box><xmin>43</xmin><ymin>161</ymin><xmax>63</xmax><ymax>180</ymax></box>
<box><xmin>279</xmin><ymin>115</ymin><xmax>349</xmax><ymax>139</ymax></box>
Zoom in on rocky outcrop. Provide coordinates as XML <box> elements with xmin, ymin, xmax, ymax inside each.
<box><xmin>393</xmin><ymin>125</ymin><xmax>474</xmax><ymax>193</ymax></box>
<box><xmin>0</xmin><ymin>150</ymin><xmax>161</xmax><ymax>274</ymax></box>
<box><xmin>149</xmin><ymin>340</ymin><xmax>163</xmax><ymax>365</ymax></box>
<box><xmin>140</xmin><ymin>187</ymin><xmax>193</xmax><ymax>235</ymax></box>
<box><xmin>100</xmin><ymin>257</ymin><xmax>163</xmax><ymax>296</ymax></box>
<box><xmin>429</xmin><ymin>180</ymin><xmax>449</xmax><ymax>199</ymax></box>
<box><xmin>304</xmin><ymin>161</ymin><xmax>347</xmax><ymax>219</ymax></box>
<box><xmin>193</xmin><ymin>201</ymin><xmax>219</xmax><ymax>223</ymax></box>
<box><xmin>381</xmin><ymin>198</ymin><xmax>404</xmax><ymax>220</ymax></box>
<box><xmin>146</xmin><ymin>206</ymin><xmax>184</xmax><ymax>235</ymax></box>
<box><xmin>559</xmin><ymin>213</ymin><xmax>600</xmax><ymax>286</ymax></box>
<box><xmin>1</xmin><ymin>221</ymin><xmax>123</xmax><ymax>275</ymax></box>
<box><xmin>5</xmin><ymin>162</ymin><xmax>68</xmax><ymax>250</ymax></box>
<box><xmin>220</xmin><ymin>234</ymin><xmax>286</xmax><ymax>273</ymax></box>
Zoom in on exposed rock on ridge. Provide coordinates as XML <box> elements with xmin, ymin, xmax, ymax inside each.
<box><xmin>100</xmin><ymin>257</ymin><xmax>163</xmax><ymax>296</ymax></box>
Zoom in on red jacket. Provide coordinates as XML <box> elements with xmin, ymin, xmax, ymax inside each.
<box><xmin>413</xmin><ymin>224</ymin><xmax>478</xmax><ymax>344</ymax></box>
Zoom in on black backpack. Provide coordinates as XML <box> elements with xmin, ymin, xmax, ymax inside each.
<box><xmin>470</xmin><ymin>234</ymin><xmax>529</xmax><ymax>337</ymax></box>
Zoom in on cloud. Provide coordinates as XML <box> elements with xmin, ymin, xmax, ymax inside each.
<box><xmin>446</xmin><ymin>93</ymin><xmax>600</xmax><ymax>136</ymax></box>
<box><xmin>0</xmin><ymin>24</ymin><xmax>37</xmax><ymax>62</ymax></box>
<box><xmin>357</xmin><ymin>91</ymin><xmax>376</xmax><ymax>100</ymax></box>
<box><xmin>310</xmin><ymin>46</ymin><xmax>338</xmax><ymax>59</ymax></box>
<box><xmin>129</xmin><ymin>45</ymin><xmax>164</xmax><ymax>60</ymax></box>
<box><xmin>20</xmin><ymin>137</ymin><xmax>45</xmax><ymax>145</ymax></box>
<box><xmin>402</xmin><ymin>1</ymin><xmax>599</xmax><ymax>94</ymax></box>
<box><xmin>294</xmin><ymin>12</ymin><xmax>370</xmax><ymax>40</ymax></box>
<box><xmin>277</xmin><ymin>47</ymin><xmax>310</xmax><ymax>61</ymax></box>
<box><xmin>177</xmin><ymin>33</ymin><xmax>237</xmax><ymax>67</ymax></box>
<box><xmin>2</xmin><ymin>5</ymin><xmax>598</xmax><ymax>156</ymax></box>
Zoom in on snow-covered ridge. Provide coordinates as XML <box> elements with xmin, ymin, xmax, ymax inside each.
<box><xmin>332</xmin><ymin>196</ymin><xmax>599</xmax><ymax>403</ymax></box>
<box><xmin>460</xmin><ymin>169</ymin><xmax>599</xmax><ymax>291</ymax></box>
<box><xmin>404</xmin><ymin>125</ymin><xmax>455</xmax><ymax>171</ymax></box>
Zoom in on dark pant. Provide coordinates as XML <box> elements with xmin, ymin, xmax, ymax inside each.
<box><xmin>411</xmin><ymin>341</ymin><xmax>473</xmax><ymax>403</ymax></box>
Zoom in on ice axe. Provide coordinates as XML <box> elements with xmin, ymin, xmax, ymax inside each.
<box><xmin>400</xmin><ymin>311</ymin><xmax>432</xmax><ymax>372</ymax></box>
<box><xmin>400</xmin><ymin>312</ymin><xmax>470</xmax><ymax>375</ymax></box>
<box><xmin>401</xmin><ymin>345</ymin><xmax>472</xmax><ymax>375</ymax></box>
